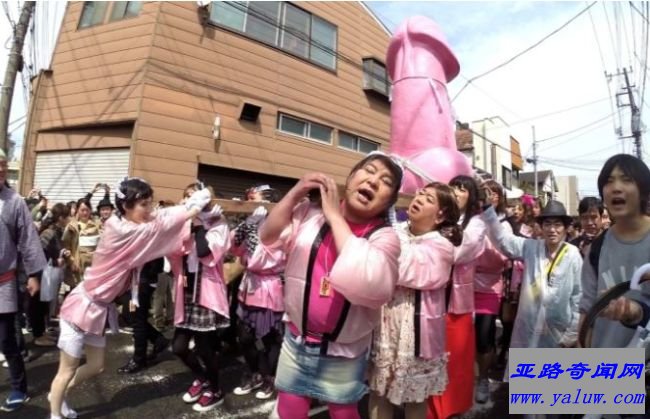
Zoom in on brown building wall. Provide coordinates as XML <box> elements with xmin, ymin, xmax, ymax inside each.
<box><xmin>23</xmin><ymin>1</ymin><xmax>392</xmax><ymax>202</ymax></box>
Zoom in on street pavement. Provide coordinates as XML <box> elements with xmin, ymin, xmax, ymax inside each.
<box><xmin>1</xmin><ymin>331</ymin><xmax>512</xmax><ymax>419</ymax></box>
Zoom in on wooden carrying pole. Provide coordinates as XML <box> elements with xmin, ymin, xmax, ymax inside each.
<box><xmin>211</xmin><ymin>185</ymin><xmax>413</xmax><ymax>214</ymax></box>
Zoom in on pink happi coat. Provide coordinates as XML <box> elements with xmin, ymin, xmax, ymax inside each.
<box><xmin>474</xmin><ymin>218</ymin><xmax>512</xmax><ymax>296</ymax></box>
<box><xmin>169</xmin><ymin>219</ymin><xmax>231</xmax><ymax>325</ymax></box>
<box><xmin>59</xmin><ymin>207</ymin><xmax>190</xmax><ymax>336</ymax></box>
<box><xmin>231</xmin><ymin>222</ymin><xmax>284</xmax><ymax>313</ymax></box>
<box><xmin>448</xmin><ymin>216</ymin><xmax>487</xmax><ymax>314</ymax></box>
<box><xmin>254</xmin><ymin>200</ymin><xmax>400</xmax><ymax>358</ymax></box>
<box><xmin>394</xmin><ymin>223</ymin><xmax>455</xmax><ymax>359</ymax></box>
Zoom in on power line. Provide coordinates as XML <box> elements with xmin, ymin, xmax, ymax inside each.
<box><xmin>458</xmin><ymin>75</ymin><xmax>526</xmax><ymax>120</ymax></box>
<box><xmin>630</xmin><ymin>1</ymin><xmax>649</xmax><ymax>23</ymax></box>
<box><xmin>536</xmin><ymin>112</ymin><xmax>615</xmax><ymax>143</ymax></box>
<box><xmin>452</xmin><ymin>2</ymin><xmax>597</xmax><ymax>102</ymax></box>
<box><xmin>538</xmin><ymin>116</ymin><xmax>618</xmax><ymax>151</ymax></box>
<box><xmin>507</xmin><ymin>97</ymin><xmax>610</xmax><ymax>126</ymax></box>
<box><xmin>460</xmin><ymin>124</ymin><xmax>526</xmax><ymax>160</ymax></box>
<box><xmin>537</xmin><ymin>158</ymin><xmax>601</xmax><ymax>172</ymax></box>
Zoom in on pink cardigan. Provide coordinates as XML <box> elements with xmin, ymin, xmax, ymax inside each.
<box><xmin>255</xmin><ymin>200</ymin><xmax>400</xmax><ymax>358</ymax></box>
<box><xmin>447</xmin><ymin>216</ymin><xmax>487</xmax><ymax>314</ymax></box>
<box><xmin>60</xmin><ymin>207</ymin><xmax>189</xmax><ymax>335</ymax></box>
<box><xmin>170</xmin><ymin>219</ymin><xmax>231</xmax><ymax>324</ymax></box>
<box><xmin>231</xmin><ymin>223</ymin><xmax>284</xmax><ymax>313</ymax></box>
<box><xmin>474</xmin><ymin>217</ymin><xmax>512</xmax><ymax>296</ymax></box>
<box><xmin>394</xmin><ymin>223</ymin><xmax>454</xmax><ymax>359</ymax></box>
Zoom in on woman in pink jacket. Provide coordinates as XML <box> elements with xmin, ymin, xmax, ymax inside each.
<box><xmin>49</xmin><ymin>178</ymin><xmax>212</xmax><ymax>419</ymax></box>
<box><xmin>258</xmin><ymin>153</ymin><xmax>402</xmax><ymax>419</ymax></box>
<box><xmin>169</xmin><ymin>183</ymin><xmax>231</xmax><ymax>413</ymax></box>
<box><xmin>428</xmin><ymin>175</ymin><xmax>486</xmax><ymax>419</ymax></box>
<box><xmin>369</xmin><ymin>182</ymin><xmax>462</xmax><ymax>419</ymax></box>
<box><xmin>473</xmin><ymin>180</ymin><xmax>511</xmax><ymax>404</ymax></box>
<box><xmin>231</xmin><ymin>184</ymin><xmax>284</xmax><ymax>400</ymax></box>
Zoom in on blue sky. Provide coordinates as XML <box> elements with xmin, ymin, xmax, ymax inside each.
<box><xmin>2</xmin><ymin>1</ymin><xmax>647</xmax><ymax>197</ymax></box>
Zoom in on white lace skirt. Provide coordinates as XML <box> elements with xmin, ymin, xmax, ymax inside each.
<box><xmin>369</xmin><ymin>287</ymin><xmax>448</xmax><ymax>405</ymax></box>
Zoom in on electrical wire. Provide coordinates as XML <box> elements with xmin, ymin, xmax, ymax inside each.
<box><xmin>458</xmin><ymin>75</ymin><xmax>526</xmax><ymax>120</ymax></box>
<box><xmin>451</xmin><ymin>2</ymin><xmax>597</xmax><ymax>102</ymax></box>
<box><xmin>538</xmin><ymin>116</ymin><xmax>619</xmax><ymax>151</ymax></box>
<box><xmin>536</xmin><ymin>158</ymin><xmax>602</xmax><ymax>171</ymax></box>
<box><xmin>507</xmin><ymin>97</ymin><xmax>610</xmax><ymax>126</ymax></box>
<box><xmin>536</xmin><ymin>113</ymin><xmax>616</xmax><ymax>143</ymax></box>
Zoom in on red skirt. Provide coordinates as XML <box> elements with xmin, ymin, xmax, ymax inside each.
<box><xmin>427</xmin><ymin>313</ymin><xmax>475</xmax><ymax>419</ymax></box>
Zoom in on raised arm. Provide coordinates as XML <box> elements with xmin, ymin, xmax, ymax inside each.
<box><xmin>329</xmin><ymin>227</ymin><xmax>400</xmax><ymax>309</ymax></box>
<box><xmin>260</xmin><ymin>173</ymin><xmax>328</xmax><ymax>246</ymax></box>
<box><xmin>454</xmin><ymin>216</ymin><xmax>487</xmax><ymax>264</ymax></box>
<box><xmin>481</xmin><ymin>206</ymin><xmax>528</xmax><ymax>260</ymax></box>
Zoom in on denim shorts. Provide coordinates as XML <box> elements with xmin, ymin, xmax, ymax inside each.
<box><xmin>274</xmin><ymin>330</ymin><xmax>369</xmax><ymax>404</ymax></box>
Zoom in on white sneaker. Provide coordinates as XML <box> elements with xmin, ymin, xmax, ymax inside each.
<box><xmin>0</xmin><ymin>353</ymin><xmax>5</xmax><ymax>362</ymax></box>
<box><xmin>47</xmin><ymin>392</ymin><xmax>78</xmax><ymax>419</ymax></box>
<box><xmin>475</xmin><ymin>378</ymin><xmax>490</xmax><ymax>404</ymax></box>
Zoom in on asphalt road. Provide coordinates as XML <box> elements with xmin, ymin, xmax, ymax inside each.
<box><xmin>1</xmin><ymin>331</ymin><xmax>512</xmax><ymax>419</ymax></box>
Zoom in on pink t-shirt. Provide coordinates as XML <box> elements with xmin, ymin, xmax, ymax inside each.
<box><xmin>289</xmin><ymin>219</ymin><xmax>382</xmax><ymax>342</ymax></box>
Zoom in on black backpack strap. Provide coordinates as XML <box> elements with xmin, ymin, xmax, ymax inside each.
<box><xmin>588</xmin><ymin>229</ymin><xmax>608</xmax><ymax>275</ymax></box>
<box><xmin>445</xmin><ymin>265</ymin><xmax>455</xmax><ymax>312</ymax></box>
<box><xmin>319</xmin><ymin>221</ymin><xmax>388</xmax><ymax>355</ymax></box>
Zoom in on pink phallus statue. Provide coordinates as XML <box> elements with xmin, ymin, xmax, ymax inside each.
<box><xmin>386</xmin><ymin>16</ymin><xmax>473</xmax><ymax>194</ymax></box>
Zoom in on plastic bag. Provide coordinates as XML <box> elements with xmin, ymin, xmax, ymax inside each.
<box><xmin>41</xmin><ymin>260</ymin><xmax>63</xmax><ymax>302</ymax></box>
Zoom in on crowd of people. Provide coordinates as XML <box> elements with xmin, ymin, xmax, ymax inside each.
<box><xmin>1</xmin><ymin>146</ymin><xmax>649</xmax><ymax>419</ymax></box>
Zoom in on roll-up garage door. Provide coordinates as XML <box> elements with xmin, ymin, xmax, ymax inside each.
<box><xmin>34</xmin><ymin>148</ymin><xmax>130</xmax><ymax>208</ymax></box>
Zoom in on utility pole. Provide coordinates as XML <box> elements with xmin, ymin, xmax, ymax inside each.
<box><xmin>608</xmin><ymin>67</ymin><xmax>643</xmax><ymax>159</ymax></box>
<box><xmin>526</xmin><ymin>125</ymin><xmax>538</xmax><ymax>199</ymax></box>
<box><xmin>0</xmin><ymin>1</ymin><xmax>35</xmax><ymax>155</ymax></box>
<box><xmin>622</xmin><ymin>68</ymin><xmax>642</xmax><ymax>159</ymax></box>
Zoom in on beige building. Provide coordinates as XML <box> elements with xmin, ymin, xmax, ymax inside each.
<box><xmin>457</xmin><ymin>119</ymin><xmax>524</xmax><ymax>195</ymax></box>
<box><xmin>21</xmin><ymin>1</ymin><xmax>393</xmax><ymax>203</ymax></box>
<box><xmin>555</xmin><ymin>175</ymin><xmax>579</xmax><ymax>216</ymax></box>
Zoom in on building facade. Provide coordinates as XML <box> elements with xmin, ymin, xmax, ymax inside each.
<box><xmin>20</xmin><ymin>1</ymin><xmax>393</xmax><ymax>203</ymax></box>
<box><xmin>457</xmin><ymin>118</ymin><xmax>524</xmax><ymax>196</ymax></box>
<box><xmin>555</xmin><ymin>175</ymin><xmax>579</xmax><ymax>216</ymax></box>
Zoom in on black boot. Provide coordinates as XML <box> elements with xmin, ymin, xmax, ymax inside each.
<box><xmin>117</xmin><ymin>359</ymin><xmax>147</xmax><ymax>374</ymax></box>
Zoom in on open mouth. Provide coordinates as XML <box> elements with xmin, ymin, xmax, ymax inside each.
<box><xmin>610</xmin><ymin>197</ymin><xmax>626</xmax><ymax>208</ymax></box>
<box><xmin>357</xmin><ymin>187</ymin><xmax>375</xmax><ymax>204</ymax></box>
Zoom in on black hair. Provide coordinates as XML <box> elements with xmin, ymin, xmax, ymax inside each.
<box><xmin>76</xmin><ymin>197</ymin><xmax>93</xmax><ymax>213</ymax></box>
<box><xmin>449</xmin><ymin>175</ymin><xmax>480</xmax><ymax>231</ymax></box>
<box><xmin>39</xmin><ymin>202</ymin><xmax>71</xmax><ymax>234</ymax></box>
<box><xmin>115</xmin><ymin>178</ymin><xmax>154</xmax><ymax>217</ymax></box>
<box><xmin>578</xmin><ymin>196</ymin><xmax>604</xmax><ymax>216</ymax></box>
<box><xmin>348</xmin><ymin>154</ymin><xmax>403</xmax><ymax>210</ymax></box>
<box><xmin>597</xmin><ymin>154</ymin><xmax>650</xmax><ymax>213</ymax></box>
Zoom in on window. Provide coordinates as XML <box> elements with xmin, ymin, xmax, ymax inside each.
<box><xmin>209</xmin><ymin>2</ymin><xmax>338</xmax><ymax>70</ymax></box>
<box><xmin>109</xmin><ymin>2</ymin><xmax>142</xmax><ymax>22</ymax></box>
<box><xmin>278</xmin><ymin>114</ymin><xmax>332</xmax><ymax>144</ymax></box>
<box><xmin>281</xmin><ymin>3</ymin><xmax>310</xmax><ymax>58</ymax></box>
<box><xmin>339</xmin><ymin>132</ymin><xmax>379</xmax><ymax>154</ymax></box>
<box><xmin>78</xmin><ymin>1</ymin><xmax>141</xmax><ymax>29</ymax></box>
<box><xmin>209</xmin><ymin>1</ymin><xmax>246</xmax><ymax>31</ymax></box>
<box><xmin>363</xmin><ymin>58</ymin><xmax>390</xmax><ymax>97</ymax></box>
<box><xmin>245</xmin><ymin>2</ymin><xmax>280</xmax><ymax>44</ymax></box>
<box><xmin>310</xmin><ymin>16</ymin><xmax>336</xmax><ymax>69</ymax></box>
<box><xmin>78</xmin><ymin>2</ymin><xmax>109</xmax><ymax>28</ymax></box>
<box><xmin>502</xmin><ymin>166</ymin><xmax>512</xmax><ymax>190</ymax></box>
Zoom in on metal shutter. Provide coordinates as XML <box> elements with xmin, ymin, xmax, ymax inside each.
<box><xmin>34</xmin><ymin>148</ymin><xmax>130</xmax><ymax>208</ymax></box>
